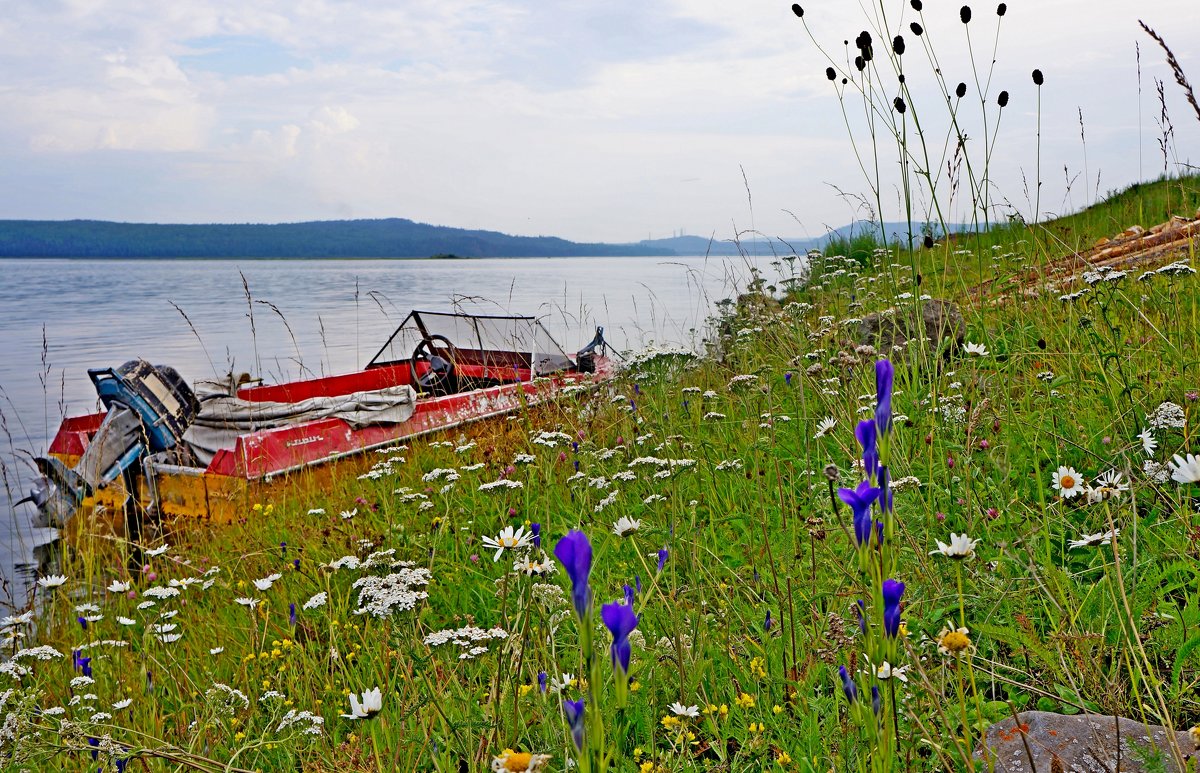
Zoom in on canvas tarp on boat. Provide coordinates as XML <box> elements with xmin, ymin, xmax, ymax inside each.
<box><xmin>184</xmin><ymin>380</ymin><xmax>418</xmax><ymax>466</ymax></box>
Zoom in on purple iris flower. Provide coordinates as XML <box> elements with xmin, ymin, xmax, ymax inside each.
<box><xmin>572</xmin><ymin>441</ymin><xmax>579</xmax><ymax>453</ymax></box>
<box><xmin>785</xmin><ymin>371</ymin><xmax>793</xmax><ymax>385</ymax></box>
<box><xmin>293</xmin><ymin>558</ymin><xmax>300</xmax><ymax>570</ymax></box>
<box><xmin>280</xmin><ymin>541</ymin><xmax>287</xmax><ymax>557</ymax></box>
<box><xmin>872</xmin><ymin>685</ymin><xmax>881</xmax><ymax>716</ymax></box>
<box><xmin>601</xmin><ymin>601</ymin><xmax>638</xmax><ymax>675</ymax></box>
<box><xmin>77</xmin><ymin>616</ymin><xmax>88</xmax><ymax>631</ymax></box>
<box><xmin>838</xmin><ymin>480</ymin><xmax>881</xmax><ymax>547</ymax></box>
<box><xmin>875</xmin><ymin>359</ymin><xmax>894</xmax><ymax>433</ymax></box>
<box><xmin>623</xmin><ymin>583</ymin><xmax>636</xmax><ymax>606</ymax></box>
<box><xmin>855</xmin><ymin>419</ymin><xmax>879</xmax><ymax>480</ymax></box>
<box><xmin>562</xmin><ymin>698</ymin><xmax>586</xmax><ymax>750</ymax></box>
<box><xmin>553</xmin><ymin>530</ymin><xmax>593</xmax><ymax>620</ymax></box>
<box><xmin>635</xmin><ymin>575</ymin><xmax>642</xmax><ymax>593</ymax></box>
<box><xmin>838</xmin><ymin>665</ymin><xmax>858</xmax><ymax>703</ymax></box>
<box><xmin>574</xmin><ymin>459</ymin><xmax>580</xmax><ymax>472</ymax></box>
<box><xmin>89</xmin><ymin>737</ymin><xmax>100</xmax><ymax>760</ymax></box>
<box><xmin>634</xmin><ymin>383</ymin><xmax>640</xmax><ymax>395</ymax></box>
<box><xmin>289</xmin><ymin>603</ymin><xmax>296</xmax><ymax>626</ymax></box>
<box><xmin>657</xmin><ymin>547</ymin><xmax>669</xmax><ymax>572</ymax></box>
<box><xmin>854</xmin><ymin>600</ymin><xmax>867</xmax><ymax>633</ymax></box>
<box><xmin>538</xmin><ymin>671</ymin><xmax>548</xmax><ymax>693</ymax></box>
<box><xmin>875</xmin><ymin>520</ymin><xmax>885</xmax><ymax>546</ymax></box>
<box><xmin>882</xmin><ymin>579</ymin><xmax>905</xmax><ymax>638</ymax></box>
<box><xmin>764</xmin><ymin>610</ymin><xmax>773</xmax><ymax>632</ymax></box>
<box><xmin>877</xmin><ymin>465</ymin><xmax>892</xmax><ymax>513</ymax></box>
<box><xmin>531</xmin><ymin>523</ymin><xmax>542</xmax><ymax>549</ymax></box>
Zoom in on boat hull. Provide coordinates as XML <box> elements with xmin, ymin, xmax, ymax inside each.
<box><xmin>48</xmin><ymin>361</ymin><xmax>610</xmax><ymax>524</ymax></box>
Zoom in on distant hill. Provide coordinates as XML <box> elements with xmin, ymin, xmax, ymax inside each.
<box><xmin>638</xmin><ymin>221</ymin><xmax>969</xmax><ymax>257</ymax></box>
<box><xmin>0</xmin><ymin>218</ymin><xmax>674</xmax><ymax>259</ymax></box>
<box><xmin>0</xmin><ymin>217</ymin><xmax>971</xmax><ymax>259</ymax></box>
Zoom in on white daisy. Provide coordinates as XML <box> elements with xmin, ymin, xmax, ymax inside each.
<box><xmin>813</xmin><ymin>417</ymin><xmax>837</xmax><ymax>439</ymax></box>
<box><xmin>1050</xmin><ymin>466</ymin><xmax>1085</xmax><ymax>498</ymax></box>
<box><xmin>107</xmin><ymin>580</ymin><xmax>131</xmax><ymax>593</ymax></box>
<box><xmin>669</xmin><ymin>702</ymin><xmax>700</xmax><ymax>717</ymax></box>
<box><xmin>1139</xmin><ymin>428</ymin><xmax>1157</xmax><ymax>456</ymax></box>
<box><xmin>340</xmin><ymin>508</ymin><xmax>358</xmax><ymax>520</ymax></box>
<box><xmin>210</xmin><ymin>647</ymin><xmax>224</xmax><ymax>655</ymax></box>
<box><xmin>116</xmin><ymin>617</ymin><xmax>136</xmax><ymax>626</ymax></box>
<box><xmin>612</xmin><ymin>517</ymin><xmax>641</xmax><ymax>537</ymax></box>
<box><xmin>112</xmin><ymin>698</ymin><xmax>133</xmax><ymax>710</ymax></box>
<box><xmin>929</xmin><ymin>533</ymin><xmax>978</xmax><ymax>560</ymax></box>
<box><xmin>36</xmin><ymin>575</ymin><xmax>68</xmax><ymax>589</ymax></box>
<box><xmin>963</xmin><ymin>342</ymin><xmax>989</xmax><ymax>357</ymax></box>
<box><xmin>144</xmin><ymin>544</ymin><xmax>170</xmax><ymax>557</ymax></box>
<box><xmin>253</xmin><ymin>573</ymin><xmax>282</xmax><ymax>591</ymax></box>
<box><xmin>1092</xmin><ymin>469</ymin><xmax>1129</xmax><ymax>499</ymax></box>
<box><xmin>1068</xmin><ymin>529</ymin><xmax>1120</xmax><ymax>549</ymax></box>
<box><xmin>481</xmin><ymin>526</ymin><xmax>532</xmax><ymax>562</ymax></box>
<box><xmin>341</xmin><ymin>687</ymin><xmax>382</xmax><ymax>719</ymax></box>
<box><xmin>234</xmin><ymin>597</ymin><xmax>261</xmax><ymax>608</ymax></box>
<box><xmin>1169</xmin><ymin>453</ymin><xmax>1200</xmax><ymax>484</ymax></box>
<box><xmin>549</xmin><ymin>673</ymin><xmax>576</xmax><ymax>693</ymax></box>
<box><xmin>874</xmin><ymin>661</ymin><xmax>909</xmax><ymax>683</ymax></box>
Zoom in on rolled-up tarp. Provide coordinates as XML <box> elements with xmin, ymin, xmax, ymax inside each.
<box><xmin>183</xmin><ymin>384</ymin><xmax>418</xmax><ymax>466</ymax></box>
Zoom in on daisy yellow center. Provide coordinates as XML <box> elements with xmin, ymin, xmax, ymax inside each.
<box><xmin>501</xmin><ymin>536</ymin><xmax>518</xmax><ymax>547</ymax></box>
<box><xmin>502</xmin><ymin>751</ymin><xmax>533</xmax><ymax>771</ymax></box>
<box><xmin>940</xmin><ymin>631</ymin><xmax>970</xmax><ymax>653</ymax></box>
<box><xmin>1060</xmin><ymin>475</ymin><xmax>1075</xmax><ymax>489</ymax></box>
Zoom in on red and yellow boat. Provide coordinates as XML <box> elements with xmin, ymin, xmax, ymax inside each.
<box><xmin>31</xmin><ymin>311</ymin><xmax>613</xmax><ymax>526</ymax></box>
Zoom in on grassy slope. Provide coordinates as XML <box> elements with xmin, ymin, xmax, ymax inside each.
<box><xmin>13</xmin><ymin>175</ymin><xmax>1200</xmax><ymax>772</ymax></box>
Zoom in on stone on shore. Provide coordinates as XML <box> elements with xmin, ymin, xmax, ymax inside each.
<box><xmin>977</xmin><ymin>711</ymin><xmax>1198</xmax><ymax>772</ymax></box>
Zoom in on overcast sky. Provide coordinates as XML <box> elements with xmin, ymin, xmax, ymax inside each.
<box><xmin>0</xmin><ymin>1</ymin><xmax>1196</xmax><ymax>243</ymax></box>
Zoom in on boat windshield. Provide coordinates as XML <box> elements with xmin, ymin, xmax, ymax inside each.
<box><xmin>367</xmin><ymin>311</ymin><xmax>575</xmax><ymax>376</ymax></box>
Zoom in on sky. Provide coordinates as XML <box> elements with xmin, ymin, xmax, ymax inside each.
<box><xmin>0</xmin><ymin>0</ymin><xmax>1196</xmax><ymax>244</ymax></box>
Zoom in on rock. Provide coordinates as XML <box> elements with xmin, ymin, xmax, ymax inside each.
<box><xmin>858</xmin><ymin>298</ymin><xmax>964</xmax><ymax>355</ymax></box>
<box><xmin>977</xmin><ymin>711</ymin><xmax>1198</xmax><ymax>772</ymax></box>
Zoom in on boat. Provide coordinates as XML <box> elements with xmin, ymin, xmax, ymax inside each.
<box><xmin>25</xmin><ymin>311</ymin><xmax>614</xmax><ymax>528</ymax></box>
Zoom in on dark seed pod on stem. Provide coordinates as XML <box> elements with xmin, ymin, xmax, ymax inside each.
<box><xmin>791</xmin><ymin>4</ymin><xmax>804</xmax><ymax>17</ymax></box>
<box><xmin>826</xmin><ymin>66</ymin><xmax>837</xmax><ymax>81</ymax></box>
<box><xmin>898</xmin><ymin>74</ymin><xmax>906</xmax><ymax>83</ymax></box>
<box><xmin>892</xmin><ymin>35</ymin><xmax>905</xmax><ymax>55</ymax></box>
<box><xmin>910</xmin><ymin>22</ymin><xmax>923</xmax><ymax>35</ymax></box>
<box><xmin>996</xmin><ymin>3</ymin><xmax>1007</xmax><ymax>15</ymax></box>
<box><xmin>894</xmin><ymin>97</ymin><xmax>907</xmax><ymax>114</ymax></box>
<box><xmin>855</xmin><ymin>56</ymin><xmax>865</xmax><ymax>72</ymax></box>
<box><xmin>1032</xmin><ymin>68</ymin><xmax>1044</xmax><ymax>86</ymax></box>
<box><xmin>997</xmin><ymin>90</ymin><xmax>1009</xmax><ymax>107</ymax></box>
<box><xmin>911</xmin><ymin>0</ymin><xmax>922</xmax><ymax>9</ymax></box>
<box><xmin>960</xmin><ymin>5</ymin><xmax>972</xmax><ymax>23</ymax></box>
<box><xmin>955</xmin><ymin>82</ymin><xmax>967</xmax><ymax>98</ymax></box>
<box><xmin>923</xmin><ymin>235</ymin><xmax>934</xmax><ymax>248</ymax></box>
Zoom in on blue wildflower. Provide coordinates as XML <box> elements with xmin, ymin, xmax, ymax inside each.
<box><xmin>538</xmin><ymin>671</ymin><xmax>548</xmax><ymax>693</ymax></box>
<box><xmin>838</xmin><ymin>480</ymin><xmax>881</xmax><ymax>547</ymax></box>
<box><xmin>531</xmin><ymin>523</ymin><xmax>542</xmax><ymax>549</ymax></box>
<box><xmin>562</xmin><ymin>698</ymin><xmax>586</xmax><ymax>750</ymax></box>
<box><xmin>838</xmin><ymin>665</ymin><xmax>858</xmax><ymax>703</ymax></box>
<box><xmin>855</xmin><ymin>419</ymin><xmax>879</xmax><ymax>480</ymax></box>
<box><xmin>601</xmin><ymin>601</ymin><xmax>638</xmax><ymax>676</ymax></box>
<box><xmin>657</xmin><ymin>546</ymin><xmax>669</xmax><ymax>572</ymax></box>
<box><xmin>875</xmin><ymin>359</ymin><xmax>894</xmax><ymax>433</ymax></box>
<box><xmin>882</xmin><ymin>579</ymin><xmax>905</xmax><ymax>638</ymax></box>
<box><xmin>553</xmin><ymin>530</ymin><xmax>593</xmax><ymax>620</ymax></box>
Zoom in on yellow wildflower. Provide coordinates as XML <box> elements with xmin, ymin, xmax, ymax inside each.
<box><xmin>736</xmin><ymin>692</ymin><xmax>755</xmax><ymax>709</ymax></box>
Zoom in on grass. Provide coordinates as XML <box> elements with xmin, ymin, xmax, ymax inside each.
<box><xmin>7</xmin><ymin>173</ymin><xmax>1200</xmax><ymax>772</ymax></box>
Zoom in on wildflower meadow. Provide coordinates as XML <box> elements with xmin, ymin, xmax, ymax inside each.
<box><xmin>8</xmin><ymin>1</ymin><xmax>1200</xmax><ymax>771</ymax></box>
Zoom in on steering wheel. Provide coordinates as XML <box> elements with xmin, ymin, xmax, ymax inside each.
<box><xmin>410</xmin><ymin>334</ymin><xmax>459</xmax><ymax>393</ymax></box>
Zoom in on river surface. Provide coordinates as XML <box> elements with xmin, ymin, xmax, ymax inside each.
<box><xmin>0</xmin><ymin>254</ymin><xmax>778</xmax><ymax>612</ymax></box>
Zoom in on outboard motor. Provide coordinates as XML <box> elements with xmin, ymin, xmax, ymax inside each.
<box><xmin>576</xmin><ymin>326</ymin><xmax>609</xmax><ymax>374</ymax></box>
<box><xmin>28</xmin><ymin>360</ymin><xmax>198</xmax><ymax>528</ymax></box>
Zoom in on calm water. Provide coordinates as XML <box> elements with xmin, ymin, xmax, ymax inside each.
<box><xmin>0</xmin><ymin>255</ymin><xmax>770</xmax><ymax>611</ymax></box>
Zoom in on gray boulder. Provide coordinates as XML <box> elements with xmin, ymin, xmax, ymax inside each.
<box><xmin>858</xmin><ymin>298</ymin><xmax>965</xmax><ymax>355</ymax></box>
<box><xmin>977</xmin><ymin>711</ymin><xmax>1197</xmax><ymax>772</ymax></box>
